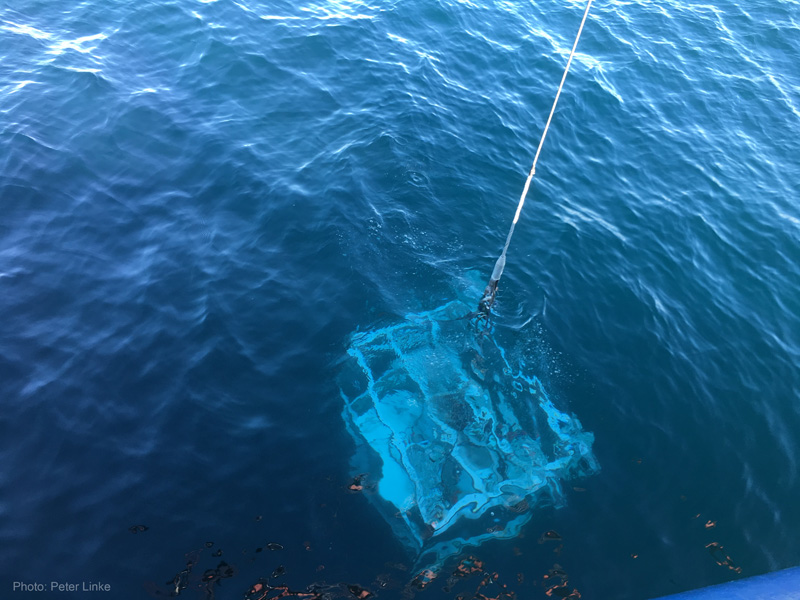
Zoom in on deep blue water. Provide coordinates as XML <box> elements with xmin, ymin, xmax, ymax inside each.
<box><xmin>1</xmin><ymin>0</ymin><xmax>799</xmax><ymax>598</ymax></box>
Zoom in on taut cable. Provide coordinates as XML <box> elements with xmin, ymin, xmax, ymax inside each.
<box><xmin>479</xmin><ymin>0</ymin><xmax>594</xmax><ymax>317</ymax></box>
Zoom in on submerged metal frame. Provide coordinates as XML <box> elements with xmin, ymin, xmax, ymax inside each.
<box><xmin>340</xmin><ymin>291</ymin><xmax>599</xmax><ymax>568</ymax></box>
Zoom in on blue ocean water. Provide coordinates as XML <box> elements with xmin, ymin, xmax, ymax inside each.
<box><xmin>1</xmin><ymin>0</ymin><xmax>799</xmax><ymax>598</ymax></box>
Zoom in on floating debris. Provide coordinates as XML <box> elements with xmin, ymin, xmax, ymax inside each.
<box><xmin>545</xmin><ymin>581</ymin><xmax>581</xmax><ymax>598</ymax></box>
<box><xmin>539</xmin><ymin>530</ymin><xmax>563</xmax><ymax>543</ymax></box>
<box><xmin>706</xmin><ymin>542</ymin><xmax>742</xmax><ymax>573</ymax></box>
<box><xmin>272</xmin><ymin>565</ymin><xmax>286</xmax><ymax>579</ymax></box>
<box><xmin>162</xmin><ymin>553</ymin><xmax>200</xmax><ymax>597</ymax></box>
<box><xmin>374</xmin><ymin>572</ymin><xmax>399</xmax><ymax>591</ymax></box>
<box><xmin>205</xmin><ymin>541</ymin><xmax>214</xmax><ymax>548</ymax></box>
<box><xmin>347</xmin><ymin>584</ymin><xmax>373</xmax><ymax>599</ymax></box>
<box><xmin>348</xmin><ymin>474</ymin><xmax>366</xmax><ymax>493</ymax></box>
<box><xmin>453</xmin><ymin>556</ymin><xmax>484</xmax><ymax>577</ymax></box>
<box><xmin>202</xmin><ymin>561</ymin><xmax>235</xmax><ymax>584</ymax></box>
<box><xmin>246</xmin><ymin>581</ymin><xmax>268</xmax><ymax>599</ymax></box>
<box><xmin>410</xmin><ymin>568</ymin><xmax>438</xmax><ymax>589</ymax></box>
<box><xmin>548</xmin><ymin>565</ymin><xmax>568</xmax><ymax>579</ymax></box>
<box><xmin>244</xmin><ymin>581</ymin><xmax>324</xmax><ymax>600</ymax></box>
<box><xmin>166</xmin><ymin>568</ymin><xmax>191</xmax><ymax>596</ymax></box>
<box><xmin>542</xmin><ymin>563</ymin><xmax>581</xmax><ymax>599</ymax></box>
<box><xmin>128</xmin><ymin>525</ymin><xmax>149</xmax><ymax>533</ymax></box>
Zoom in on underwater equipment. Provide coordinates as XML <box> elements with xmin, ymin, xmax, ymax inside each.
<box><xmin>339</xmin><ymin>277</ymin><xmax>599</xmax><ymax>569</ymax></box>
<box><xmin>340</xmin><ymin>0</ymin><xmax>597</xmax><ymax>572</ymax></box>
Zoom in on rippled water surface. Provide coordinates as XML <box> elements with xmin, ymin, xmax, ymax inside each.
<box><xmin>2</xmin><ymin>0</ymin><xmax>799</xmax><ymax>598</ymax></box>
